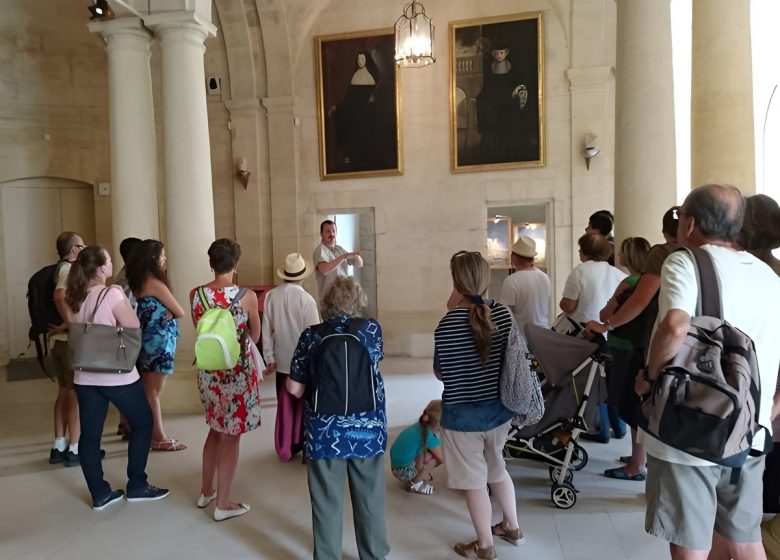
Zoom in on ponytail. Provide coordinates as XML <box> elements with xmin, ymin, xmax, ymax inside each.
<box><xmin>65</xmin><ymin>262</ymin><xmax>89</xmax><ymax>313</ymax></box>
<box><xmin>450</xmin><ymin>251</ymin><xmax>494</xmax><ymax>363</ymax></box>
<box><xmin>65</xmin><ymin>245</ymin><xmax>108</xmax><ymax>313</ymax></box>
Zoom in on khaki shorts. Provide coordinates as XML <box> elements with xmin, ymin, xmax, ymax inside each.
<box><xmin>51</xmin><ymin>340</ymin><xmax>74</xmax><ymax>389</ymax></box>
<box><xmin>441</xmin><ymin>421</ymin><xmax>512</xmax><ymax>490</ymax></box>
<box><xmin>645</xmin><ymin>455</ymin><xmax>765</xmax><ymax>549</ymax></box>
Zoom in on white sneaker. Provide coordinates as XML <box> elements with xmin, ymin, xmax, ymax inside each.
<box><xmin>214</xmin><ymin>503</ymin><xmax>250</xmax><ymax>521</ymax></box>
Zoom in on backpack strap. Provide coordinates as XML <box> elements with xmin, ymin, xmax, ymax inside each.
<box><xmin>198</xmin><ymin>287</ymin><xmax>211</xmax><ymax>311</ymax></box>
<box><xmin>229</xmin><ymin>287</ymin><xmax>248</xmax><ymax>310</ymax></box>
<box><xmin>675</xmin><ymin>246</ymin><xmax>722</xmax><ymax>319</ymax></box>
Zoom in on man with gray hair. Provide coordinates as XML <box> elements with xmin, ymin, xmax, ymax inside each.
<box><xmin>636</xmin><ymin>184</ymin><xmax>780</xmax><ymax>559</ymax></box>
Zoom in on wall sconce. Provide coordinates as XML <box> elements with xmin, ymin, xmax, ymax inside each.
<box><xmin>581</xmin><ymin>133</ymin><xmax>600</xmax><ymax>170</ymax></box>
<box><xmin>236</xmin><ymin>157</ymin><xmax>250</xmax><ymax>189</ymax></box>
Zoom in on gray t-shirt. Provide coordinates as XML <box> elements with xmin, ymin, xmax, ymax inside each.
<box><xmin>313</xmin><ymin>243</ymin><xmax>348</xmax><ymax>297</ymax></box>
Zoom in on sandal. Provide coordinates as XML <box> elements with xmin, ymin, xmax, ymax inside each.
<box><xmin>491</xmin><ymin>522</ymin><xmax>526</xmax><ymax>546</ymax></box>
<box><xmin>604</xmin><ymin>466</ymin><xmax>646</xmax><ymax>481</ymax></box>
<box><xmin>407</xmin><ymin>480</ymin><xmax>435</xmax><ymax>495</ymax></box>
<box><xmin>618</xmin><ymin>455</ymin><xmax>632</xmax><ymax>464</ymax></box>
<box><xmin>453</xmin><ymin>540</ymin><xmax>497</xmax><ymax>559</ymax></box>
<box><xmin>151</xmin><ymin>438</ymin><xmax>187</xmax><ymax>452</ymax></box>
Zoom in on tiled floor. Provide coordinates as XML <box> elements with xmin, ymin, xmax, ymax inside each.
<box><xmin>0</xmin><ymin>358</ymin><xmax>669</xmax><ymax>559</ymax></box>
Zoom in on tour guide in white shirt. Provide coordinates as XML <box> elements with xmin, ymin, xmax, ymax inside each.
<box><xmin>313</xmin><ymin>219</ymin><xmax>363</xmax><ymax>298</ymax></box>
<box><xmin>635</xmin><ymin>184</ymin><xmax>780</xmax><ymax>558</ymax></box>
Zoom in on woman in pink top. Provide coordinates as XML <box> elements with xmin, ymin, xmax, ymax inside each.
<box><xmin>67</xmin><ymin>245</ymin><xmax>170</xmax><ymax>510</ymax></box>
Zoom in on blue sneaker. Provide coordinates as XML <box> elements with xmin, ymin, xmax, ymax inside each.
<box><xmin>126</xmin><ymin>485</ymin><xmax>170</xmax><ymax>502</ymax></box>
<box><xmin>93</xmin><ymin>489</ymin><xmax>124</xmax><ymax>511</ymax></box>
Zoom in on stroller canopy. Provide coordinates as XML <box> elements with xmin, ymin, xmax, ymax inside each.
<box><xmin>523</xmin><ymin>324</ymin><xmax>600</xmax><ymax>387</ymax></box>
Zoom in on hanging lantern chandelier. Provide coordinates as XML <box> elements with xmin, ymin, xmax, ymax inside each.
<box><xmin>394</xmin><ymin>0</ymin><xmax>435</xmax><ymax>67</ymax></box>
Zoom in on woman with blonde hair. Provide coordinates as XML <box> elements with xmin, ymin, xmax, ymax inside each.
<box><xmin>389</xmin><ymin>399</ymin><xmax>444</xmax><ymax>495</ymax></box>
<box><xmin>435</xmin><ymin>251</ymin><xmax>521</xmax><ymax>560</ymax></box>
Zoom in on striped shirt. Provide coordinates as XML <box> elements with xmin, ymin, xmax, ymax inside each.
<box><xmin>434</xmin><ymin>302</ymin><xmax>513</xmax><ymax>405</ymax></box>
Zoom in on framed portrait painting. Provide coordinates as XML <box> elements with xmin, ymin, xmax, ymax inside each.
<box><xmin>450</xmin><ymin>12</ymin><xmax>545</xmax><ymax>172</ymax></box>
<box><xmin>315</xmin><ymin>29</ymin><xmax>403</xmax><ymax>180</ymax></box>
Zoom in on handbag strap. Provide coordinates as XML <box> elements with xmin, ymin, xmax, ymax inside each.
<box><xmin>87</xmin><ymin>287</ymin><xmax>112</xmax><ymax>324</ymax></box>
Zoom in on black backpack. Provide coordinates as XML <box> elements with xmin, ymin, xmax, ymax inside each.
<box><xmin>27</xmin><ymin>260</ymin><xmax>65</xmax><ymax>378</ymax></box>
<box><xmin>309</xmin><ymin>318</ymin><xmax>377</xmax><ymax>416</ymax></box>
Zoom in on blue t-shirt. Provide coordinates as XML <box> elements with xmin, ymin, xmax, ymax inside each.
<box><xmin>290</xmin><ymin>314</ymin><xmax>387</xmax><ymax>460</ymax></box>
<box><xmin>389</xmin><ymin>423</ymin><xmax>441</xmax><ymax>468</ymax></box>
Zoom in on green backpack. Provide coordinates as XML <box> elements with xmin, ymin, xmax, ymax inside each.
<box><xmin>194</xmin><ymin>287</ymin><xmax>247</xmax><ymax>371</ymax></box>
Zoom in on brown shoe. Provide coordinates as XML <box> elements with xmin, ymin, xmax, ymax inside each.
<box><xmin>491</xmin><ymin>522</ymin><xmax>526</xmax><ymax>546</ymax></box>
<box><xmin>453</xmin><ymin>540</ymin><xmax>497</xmax><ymax>559</ymax></box>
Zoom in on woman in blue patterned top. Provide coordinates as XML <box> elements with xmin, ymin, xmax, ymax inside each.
<box><xmin>126</xmin><ymin>239</ymin><xmax>186</xmax><ymax>452</ymax></box>
<box><xmin>288</xmin><ymin>277</ymin><xmax>389</xmax><ymax>560</ymax></box>
<box><xmin>434</xmin><ymin>251</ymin><xmax>523</xmax><ymax>560</ymax></box>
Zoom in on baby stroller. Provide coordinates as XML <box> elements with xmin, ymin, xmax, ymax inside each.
<box><xmin>503</xmin><ymin>324</ymin><xmax>608</xmax><ymax>509</ymax></box>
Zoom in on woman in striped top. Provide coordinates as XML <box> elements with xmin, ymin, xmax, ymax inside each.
<box><xmin>434</xmin><ymin>251</ymin><xmax>523</xmax><ymax>560</ymax></box>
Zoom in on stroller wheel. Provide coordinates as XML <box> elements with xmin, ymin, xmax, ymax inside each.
<box><xmin>551</xmin><ymin>482</ymin><xmax>577</xmax><ymax>509</ymax></box>
<box><xmin>548</xmin><ymin>466</ymin><xmax>573</xmax><ymax>484</ymax></box>
<box><xmin>570</xmin><ymin>444</ymin><xmax>588</xmax><ymax>471</ymax></box>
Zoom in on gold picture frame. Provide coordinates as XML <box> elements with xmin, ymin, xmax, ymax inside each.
<box><xmin>450</xmin><ymin>11</ymin><xmax>545</xmax><ymax>173</ymax></box>
<box><xmin>315</xmin><ymin>29</ymin><xmax>403</xmax><ymax>180</ymax></box>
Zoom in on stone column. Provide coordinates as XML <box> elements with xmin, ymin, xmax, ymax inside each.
<box><xmin>614</xmin><ymin>0</ymin><xmax>677</xmax><ymax>244</ymax></box>
<box><xmin>691</xmin><ymin>0</ymin><xmax>755</xmax><ymax>193</ymax></box>
<box><xmin>88</xmin><ymin>17</ymin><xmax>160</xmax><ymax>258</ymax></box>
<box><xmin>261</xmin><ymin>96</ymin><xmax>301</xmax><ymax>284</ymax></box>
<box><xmin>146</xmin><ymin>12</ymin><xmax>217</xmax><ymax>363</ymax></box>
<box><xmin>225</xmin><ymin>98</ymin><xmax>273</xmax><ymax>285</ymax></box>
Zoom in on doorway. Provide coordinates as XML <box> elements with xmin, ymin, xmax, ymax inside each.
<box><xmin>486</xmin><ymin>201</ymin><xmax>553</xmax><ymax>319</ymax></box>
<box><xmin>318</xmin><ymin>208</ymin><xmax>377</xmax><ymax>320</ymax></box>
<box><xmin>1</xmin><ymin>178</ymin><xmax>96</xmax><ymax>363</ymax></box>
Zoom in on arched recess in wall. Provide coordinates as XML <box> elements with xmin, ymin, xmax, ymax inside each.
<box><xmin>0</xmin><ymin>176</ymin><xmax>97</xmax><ymax>365</ymax></box>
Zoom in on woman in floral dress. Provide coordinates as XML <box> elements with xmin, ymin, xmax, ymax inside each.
<box><xmin>189</xmin><ymin>238</ymin><xmax>261</xmax><ymax>522</ymax></box>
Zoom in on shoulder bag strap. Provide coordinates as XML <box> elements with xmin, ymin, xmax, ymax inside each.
<box><xmin>88</xmin><ymin>287</ymin><xmax>111</xmax><ymax>324</ymax></box>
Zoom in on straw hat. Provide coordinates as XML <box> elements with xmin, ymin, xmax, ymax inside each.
<box><xmin>511</xmin><ymin>236</ymin><xmax>537</xmax><ymax>258</ymax></box>
<box><xmin>276</xmin><ymin>253</ymin><xmax>313</xmax><ymax>281</ymax></box>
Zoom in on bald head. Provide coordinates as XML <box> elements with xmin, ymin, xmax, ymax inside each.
<box><xmin>681</xmin><ymin>184</ymin><xmax>745</xmax><ymax>243</ymax></box>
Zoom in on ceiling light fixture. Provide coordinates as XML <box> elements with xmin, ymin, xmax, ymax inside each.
<box><xmin>88</xmin><ymin>0</ymin><xmax>113</xmax><ymax>21</ymax></box>
<box><xmin>394</xmin><ymin>0</ymin><xmax>435</xmax><ymax>68</ymax></box>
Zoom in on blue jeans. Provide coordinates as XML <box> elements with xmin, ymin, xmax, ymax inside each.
<box><xmin>596</xmin><ymin>403</ymin><xmax>626</xmax><ymax>440</ymax></box>
<box><xmin>75</xmin><ymin>380</ymin><xmax>153</xmax><ymax>503</ymax></box>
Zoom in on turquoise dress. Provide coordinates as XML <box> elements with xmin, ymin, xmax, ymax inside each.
<box><xmin>136</xmin><ymin>296</ymin><xmax>179</xmax><ymax>374</ymax></box>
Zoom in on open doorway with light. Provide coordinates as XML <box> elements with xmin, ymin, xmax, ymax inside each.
<box><xmin>317</xmin><ymin>208</ymin><xmax>377</xmax><ymax>320</ymax></box>
<box><xmin>486</xmin><ymin>201</ymin><xmax>553</xmax><ymax>320</ymax></box>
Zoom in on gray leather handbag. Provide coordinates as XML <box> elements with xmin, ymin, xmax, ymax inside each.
<box><xmin>69</xmin><ymin>287</ymin><xmax>142</xmax><ymax>373</ymax></box>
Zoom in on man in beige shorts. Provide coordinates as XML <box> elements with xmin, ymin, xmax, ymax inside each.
<box><xmin>48</xmin><ymin>231</ymin><xmax>84</xmax><ymax>467</ymax></box>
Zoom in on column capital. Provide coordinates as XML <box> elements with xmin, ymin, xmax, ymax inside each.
<box><xmin>225</xmin><ymin>98</ymin><xmax>260</xmax><ymax>116</ymax></box>
<box><xmin>88</xmin><ymin>16</ymin><xmax>152</xmax><ymax>44</ymax></box>
<box><xmin>261</xmin><ymin>96</ymin><xmax>295</xmax><ymax>114</ymax></box>
<box><xmin>145</xmin><ymin>11</ymin><xmax>217</xmax><ymax>41</ymax></box>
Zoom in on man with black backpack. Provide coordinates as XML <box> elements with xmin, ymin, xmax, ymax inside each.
<box><xmin>47</xmin><ymin>231</ymin><xmax>85</xmax><ymax>467</ymax></box>
<box><xmin>636</xmin><ymin>185</ymin><xmax>780</xmax><ymax>559</ymax></box>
